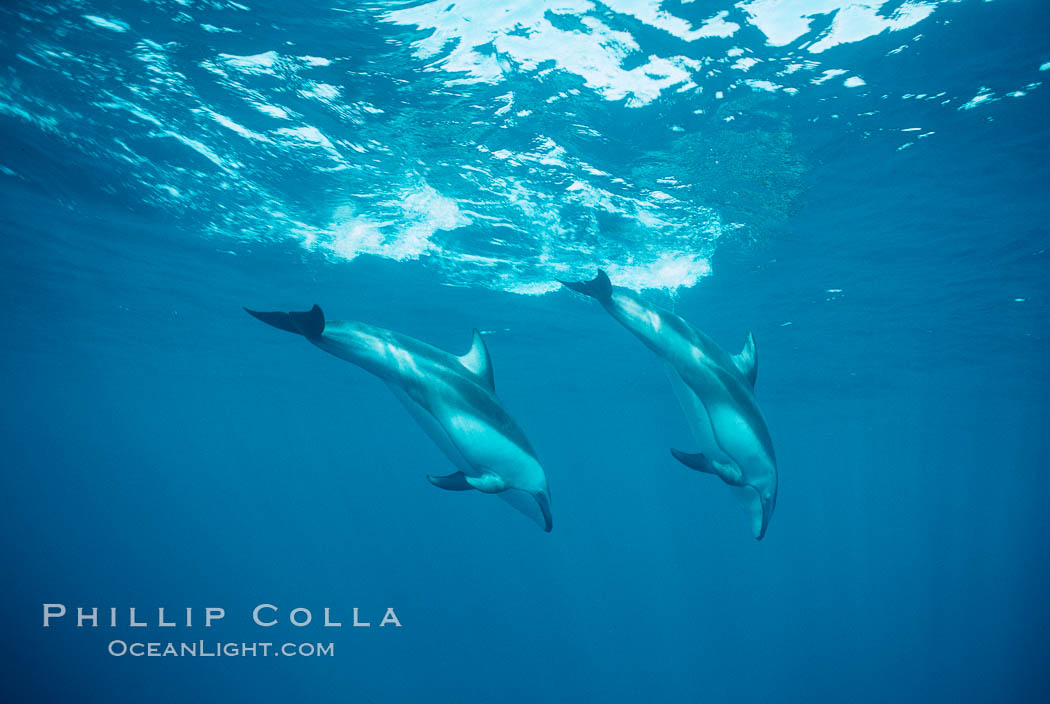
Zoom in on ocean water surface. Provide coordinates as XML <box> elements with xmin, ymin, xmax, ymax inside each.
<box><xmin>1</xmin><ymin>0</ymin><xmax>1048</xmax><ymax>702</ymax></box>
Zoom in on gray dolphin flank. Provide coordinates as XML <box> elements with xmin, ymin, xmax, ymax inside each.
<box><xmin>246</xmin><ymin>305</ymin><xmax>552</xmax><ymax>532</ymax></box>
<box><xmin>562</xmin><ymin>271</ymin><xmax>777</xmax><ymax>540</ymax></box>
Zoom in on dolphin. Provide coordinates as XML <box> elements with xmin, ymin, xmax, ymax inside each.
<box><xmin>245</xmin><ymin>304</ymin><xmax>552</xmax><ymax>532</ymax></box>
<box><xmin>562</xmin><ymin>270</ymin><xmax>777</xmax><ymax>540</ymax></box>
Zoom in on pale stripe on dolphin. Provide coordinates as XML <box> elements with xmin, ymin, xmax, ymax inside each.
<box><xmin>245</xmin><ymin>305</ymin><xmax>552</xmax><ymax>532</ymax></box>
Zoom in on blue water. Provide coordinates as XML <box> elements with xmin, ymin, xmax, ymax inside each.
<box><xmin>2</xmin><ymin>1</ymin><xmax>1049</xmax><ymax>701</ymax></box>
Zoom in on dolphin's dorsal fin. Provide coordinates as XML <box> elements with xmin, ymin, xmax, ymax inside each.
<box><xmin>459</xmin><ymin>329</ymin><xmax>495</xmax><ymax>391</ymax></box>
<box><xmin>732</xmin><ymin>332</ymin><xmax>757</xmax><ymax>388</ymax></box>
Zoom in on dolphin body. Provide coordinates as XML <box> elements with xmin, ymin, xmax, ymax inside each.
<box><xmin>562</xmin><ymin>271</ymin><xmax>777</xmax><ymax>540</ymax></box>
<box><xmin>245</xmin><ymin>305</ymin><xmax>552</xmax><ymax>532</ymax></box>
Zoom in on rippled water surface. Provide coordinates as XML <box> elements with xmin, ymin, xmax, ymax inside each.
<box><xmin>5</xmin><ymin>0</ymin><xmax>1046</xmax><ymax>292</ymax></box>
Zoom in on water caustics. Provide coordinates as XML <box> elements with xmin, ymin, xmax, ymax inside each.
<box><xmin>1</xmin><ymin>0</ymin><xmax>1044</xmax><ymax>293</ymax></box>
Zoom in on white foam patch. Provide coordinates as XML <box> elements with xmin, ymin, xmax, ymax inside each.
<box><xmin>201</xmin><ymin>24</ymin><xmax>239</xmax><ymax>34</ymax></box>
<box><xmin>738</xmin><ymin>0</ymin><xmax>941</xmax><ymax>52</ymax></box>
<box><xmin>959</xmin><ymin>87</ymin><xmax>997</xmax><ymax>110</ymax></box>
<box><xmin>604</xmin><ymin>253</ymin><xmax>712</xmax><ymax>291</ymax></box>
<box><xmin>204</xmin><ymin>109</ymin><xmax>271</xmax><ymax>142</ymax></box>
<box><xmin>380</xmin><ymin>0</ymin><xmax>946</xmax><ymax>109</ymax></box>
<box><xmin>808</xmin><ymin>2</ymin><xmax>937</xmax><ymax>53</ymax></box>
<box><xmin>218</xmin><ymin>51</ymin><xmax>279</xmax><ymax>76</ymax></box>
<box><xmin>745</xmin><ymin>79</ymin><xmax>782</xmax><ymax>92</ymax></box>
<box><xmin>696</xmin><ymin>10</ymin><xmax>741</xmax><ymax>38</ymax></box>
<box><xmin>274</xmin><ymin>125</ymin><xmax>346</xmax><ymax>163</ymax></box>
<box><xmin>83</xmin><ymin>15</ymin><xmax>129</xmax><ymax>33</ymax></box>
<box><xmin>382</xmin><ymin>1</ymin><xmax>701</xmax><ymax>106</ymax></box>
<box><xmin>300</xmin><ymin>83</ymin><xmax>340</xmax><ymax>100</ymax></box>
<box><xmin>506</xmin><ymin>281</ymin><xmax>563</xmax><ymax>296</ymax></box>
<box><xmin>323</xmin><ymin>184</ymin><xmax>471</xmax><ymax>262</ymax></box>
<box><xmin>600</xmin><ymin>2</ymin><xmax>739</xmax><ymax>41</ymax></box>
<box><xmin>812</xmin><ymin>68</ymin><xmax>847</xmax><ymax>84</ymax></box>
<box><xmin>253</xmin><ymin>103</ymin><xmax>290</xmax><ymax>119</ymax></box>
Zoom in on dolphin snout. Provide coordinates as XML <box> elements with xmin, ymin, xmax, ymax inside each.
<box><xmin>756</xmin><ymin>490</ymin><xmax>776</xmax><ymax>541</ymax></box>
<box><xmin>535</xmin><ymin>490</ymin><xmax>553</xmax><ymax>533</ymax></box>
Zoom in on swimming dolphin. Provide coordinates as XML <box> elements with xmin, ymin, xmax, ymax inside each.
<box><xmin>245</xmin><ymin>305</ymin><xmax>552</xmax><ymax>532</ymax></box>
<box><xmin>562</xmin><ymin>270</ymin><xmax>777</xmax><ymax>539</ymax></box>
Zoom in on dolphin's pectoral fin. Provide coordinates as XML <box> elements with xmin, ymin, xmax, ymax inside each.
<box><xmin>462</xmin><ymin>472</ymin><xmax>507</xmax><ymax>494</ymax></box>
<box><xmin>670</xmin><ymin>448</ymin><xmax>745</xmax><ymax>486</ymax></box>
<box><xmin>458</xmin><ymin>329</ymin><xmax>495</xmax><ymax>391</ymax></box>
<box><xmin>731</xmin><ymin>331</ymin><xmax>757</xmax><ymax>388</ymax></box>
<box><xmin>670</xmin><ymin>448</ymin><xmax>716</xmax><ymax>474</ymax></box>
<box><xmin>425</xmin><ymin>467</ymin><xmax>515</xmax><ymax>508</ymax></box>
<box><xmin>427</xmin><ymin>472</ymin><xmax>475</xmax><ymax>491</ymax></box>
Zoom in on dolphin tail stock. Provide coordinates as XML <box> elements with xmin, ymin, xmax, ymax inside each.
<box><xmin>559</xmin><ymin>269</ymin><xmax>612</xmax><ymax>302</ymax></box>
<box><xmin>245</xmin><ymin>304</ymin><xmax>325</xmax><ymax>339</ymax></box>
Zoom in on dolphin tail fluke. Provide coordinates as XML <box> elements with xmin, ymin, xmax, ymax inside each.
<box><xmin>560</xmin><ymin>269</ymin><xmax>612</xmax><ymax>302</ymax></box>
<box><xmin>245</xmin><ymin>304</ymin><xmax>325</xmax><ymax>338</ymax></box>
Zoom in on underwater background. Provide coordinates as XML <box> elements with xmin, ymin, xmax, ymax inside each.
<box><xmin>1</xmin><ymin>0</ymin><xmax>1048</xmax><ymax>701</ymax></box>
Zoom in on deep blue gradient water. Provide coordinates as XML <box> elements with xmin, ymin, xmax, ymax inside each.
<box><xmin>1</xmin><ymin>1</ymin><xmax>1049</xmax><ymax>702</ymax></box>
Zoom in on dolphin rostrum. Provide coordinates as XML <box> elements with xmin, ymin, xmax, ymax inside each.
<box><xmin>245</xmin><ymin>305</ymin><xmax>552</xmax><ymax>532</ymax></box>
<box><xmin>562</xmin><ymin>270</ymin><xmax>777</xmax><ymax>540</ymax></box>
